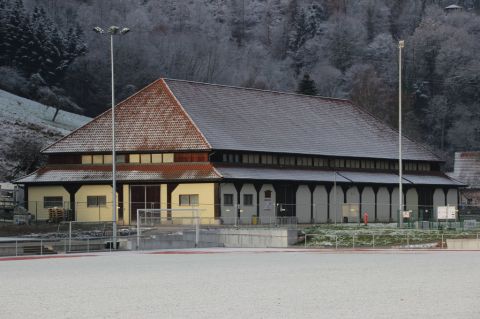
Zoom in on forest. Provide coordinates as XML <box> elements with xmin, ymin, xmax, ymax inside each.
<box><xmin>1</xmin><ymin>0</ymin><xmax>480</xmax><ymax>166</ymax></box>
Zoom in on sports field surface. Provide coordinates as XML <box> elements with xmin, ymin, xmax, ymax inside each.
<box><xmin>1</xmin><ymin>248</ymin><xmax>479</xmax><ymax>318</ymax></box>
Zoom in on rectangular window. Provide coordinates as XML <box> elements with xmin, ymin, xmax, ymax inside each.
<box><xmin>243</xmin><ymin>194</ymin><xmax>253</xmax><ymax>206</ymax></box>
<box><xmin>242</xmin><ymin>154</ymin><xmax>249</xmax><ymax>163</ymax></box>
<box><xmin>116</xmin><ymin>154</ymin><xmax>126</xmax><ymax>163</ymax></box>
<box><xmin>129</xmin><ymin>154</ymin><xmax>140</xmax><ymax>163</ymax></box>
<box><xmin>362</xmin><ymin>160</ymin><xmax>374</xmax><ymax>169</ymax></box>
<box><xmin>103</xmin><ymin>155</ymin><xmax>112</xmax><ymax>164</ymax></box>
<box><xmin>44</xmin><ymin>196</ymin><xmax>63</xmax><ymax>208</ymax></box>
<box><xmin>261</xmin><ymin>154</ymin><xmax>267</xmax><ymax>164</ymax></box>
<box><xmin>163</xmin><ymin>153</ymin><xmax>174</xmax><ymax>163</ymax></box>
<box><xmin>140</xmin><ymin>154</ymin><xmax>151</xmax><ymax>163</ymax></box>
<box><xmin>314</xmin><ymin>158</ymin><xmax>326</xmax><ymax>167</ymax></box>
<box><xmin>223</xmin><ymin>194</ymin><xmax>234</xmax><ymax>206</ymax></box>
<box><xmin>228</xmin><ymin>154</ymin><xmax>234</xmax><ymax>163</ymax></box>
<box><xmin>279</xmin><ymin>157</ymin><xmax>285</xmax><ymax>165</ymax></box>
<box><xmin>87</xmin><ymin>196</ymin><xmax>107</xmax><ymax>207</ymax></box>
<box><xmin>81</xmin><ymin>155</ymin><xmax>92</xmax><ymax>164</ymax></box>
<box><xmin>92</xmin><ymin>154</ymin><xmax>103</xmax><ymax>164</ymax></box>
<box><xmin>179</xmin><ymin>194</ymin><xmax>199</xmax><ymax>206</ymax></box>
<box><xmin>334</xmin><ymin>159</ymin><xmax>345</xmax><ymax>168</ymax></box>
<box><xmin>151</xmin><ymin>154</ymin><xmax>163</xmax><ymax>163</ymax></box>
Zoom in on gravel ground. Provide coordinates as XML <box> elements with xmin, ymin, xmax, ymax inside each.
<box><xmin>1</xmin><ymin>249</ymin><xmax>479</xmax><ymax>319</ymax></box>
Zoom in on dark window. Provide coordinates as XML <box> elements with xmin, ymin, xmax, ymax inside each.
<box><xmin>44</xmin><ymin>196</ymin><xmax>63</xmax><ymax>208</ymax></box>
<box><xmin>179</xmin><ymin>194</ymin><xmax>199</xmax><ymax>206</ymax></box>
<box><xmin>264</xmin><ymin>190</ymin><xmax>272</xmax><ymax>199</ymax></box>
<box><xmin>87</xmin><ymin>196</ymin><xmax>107</xmax><ymax>207</ymax></box>
<box><xmin>243</xmin><ymin>194</ymin><xmax>253</xmax><ymax>206</ymax></box>
<box><xmin>223</xmin><ymin>194</ymin><xmax>234</xmax><ymax>206</ymax></box>
<box><xmin>116</xmin><ymin>154</ymin><xmax>126</xmax><ymax>163</ymax></box>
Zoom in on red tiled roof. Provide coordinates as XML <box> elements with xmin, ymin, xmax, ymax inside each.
<box><xmin>42</xmin><ymin>79</ymin><xmax>211</xmax><ymax>154</ymax></box>
<box><xmin>16</xmin><ymin>163</ymin><xmax>221</xmax><ymax>184</ymax></box>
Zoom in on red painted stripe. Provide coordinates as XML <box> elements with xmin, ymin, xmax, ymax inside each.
<box><xmin>0</xmin><ymin>255</ymin><xmax>97</xmax><ymax>262</ymax></box>
<box><xmin>149</xmin><ymin>251</ymin><xmax>220</xmax><ymax>255</ymax></box>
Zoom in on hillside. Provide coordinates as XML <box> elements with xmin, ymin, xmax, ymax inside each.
<box><xmin>0</xmin><ymin>89</ymin><xmax>91</xmax><ymax>181</ymax></box>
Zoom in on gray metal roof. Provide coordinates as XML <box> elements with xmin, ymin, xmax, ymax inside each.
<box><xmin>403</xmin><ymin>174</ymin><xmax>464</xmax><ymax>186</ymax></box>
<box><xmin>216</xmin><ymin>166</ymin><xmax>350</xmax><ymax>183</ymax></box>
<box><xmin>215</xmin><ymin>166</ymin><xmax>462</xmax><ymax>186</ymax></box>
<box><xmin>165</xmin><ymin>79</ymin><xmax>440</xmax><ymax>162</ymax></box>
<box><xmin>338</xmin><ymin>171</ymin><xmax>402</xmax><ymax>184</ymax></box>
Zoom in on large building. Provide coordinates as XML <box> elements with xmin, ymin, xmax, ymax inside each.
<box><xmin>448</xmin><ymin>152</ymin><xmax>480</xmax><ymax>207</ymax></box>
<box><xmin>16</xmin><ymin>78</ymin><xmax>463</xmax><ymax>224</ymax></box>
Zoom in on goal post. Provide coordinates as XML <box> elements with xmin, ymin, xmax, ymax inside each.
<box><xmin>136</xmin><ymin>208</ymin><xmax>201</xmax><ymax>249</ymax></box>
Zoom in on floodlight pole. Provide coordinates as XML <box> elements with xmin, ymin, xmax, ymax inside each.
<box><xmin>398</xmin><ymin>40</ymin><xmax>405</xmax><ymax>228</ymax></box>
<box><xmin>333</xmin><ymin>171</ymin><xmax>337</xmax><ymax>225</ymax></box>
<box><xmin>93</xmin><ymin>26</ymin><xmax>130</xmax><ymax>249</ymax></box>
<box><xmin>110</xmin><ymin>33</ymin><xmax>117</xmax><ymax>248</ymax></box>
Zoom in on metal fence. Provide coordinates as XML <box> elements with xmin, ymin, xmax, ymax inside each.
<box><xmin>4</xmin><ymin>201</ymin><xmax>480</xmax><ymax>224</ymax></box>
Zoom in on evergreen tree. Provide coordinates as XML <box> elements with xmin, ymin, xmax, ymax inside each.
<box><xmin>296</xmin><ymin>73</ymin><xmax>318</xmax><ymax>95</ymax></box>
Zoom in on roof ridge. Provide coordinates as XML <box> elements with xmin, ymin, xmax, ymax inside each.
<box><xmin>163</xmin><ymin>78</ymin><xmax>351</xmax><ymax>104</ymax></box>
<box><xmin>41</xmin><ymin>78</ymin><xmax>165</xmax><ymax>154</ymax></box>
<box><xmin>161</xmin><ymin>79</ymin><xmax>213</xmax><ymax>149</ymax></box>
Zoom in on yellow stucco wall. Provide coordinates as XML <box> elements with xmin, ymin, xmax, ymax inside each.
<box><xmin>123</xmin><ymin>184</ymin><xmax>130</xmax><ymax>225</ymax></box>
<box><xmin>160</xmin><ymin>184</ymin><xmax>168</xmax><ymax>209</ymax></box>
<box><xmin>28</xmin><ymin>186</ymin><xmax>70</xmax><ymax>220</ymax></box>
<box><xmin>171</xmin><ymin>183</ymin><xmax>215</xmax><ymax>223</ymax></box>
<box><xmin>75</xmin><ymin>185</ymin><xmax>118</xmax><ymax>222</ymax></box>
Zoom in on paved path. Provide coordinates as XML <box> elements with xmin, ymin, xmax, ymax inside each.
<box><xmin>1</xmin><ymin>249</ymin><xmax>479</xmax><ymax>318</ymax></box>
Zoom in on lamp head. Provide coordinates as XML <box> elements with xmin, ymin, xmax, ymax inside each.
<box><xmin>108</xmin><ymin>26</ymin><xmax>120</xmax><ymax>34</ymax></box>
<box><xmin>93</xmin><ymin>26</ymin><xmax>104</xmax><ymax>34</ymax></box>
<box><xmin>120</xmin><ymin>27</ymin><xmax>130</xmax><ymax>35</ymax></box>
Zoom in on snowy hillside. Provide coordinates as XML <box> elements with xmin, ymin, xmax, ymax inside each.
<box><xmin>0</xmin><ymin>89</ymin><xmax>91</xmax><ymax>180</ymax></box>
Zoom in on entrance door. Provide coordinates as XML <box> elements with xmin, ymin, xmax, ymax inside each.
<box><xmin>130</xmin><ymin>185</ymin><xmax>161</xmax><ymax>223</ymax></box>
<box><xmin>275</xmin><ymin>184</ymin><xmax>296</xmax><ymax>217</ymax></box>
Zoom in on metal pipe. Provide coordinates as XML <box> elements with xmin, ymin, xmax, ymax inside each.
<box><xmin>398</xmin><ymin>40</ymin><xmax>405</xmax><ymax>228</ymax></box>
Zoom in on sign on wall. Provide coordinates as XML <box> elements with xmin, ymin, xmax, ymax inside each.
<box><xmin>437</xmin><ymin>206</ymin><xmax>457</xmax><ymax>220</ymax></box>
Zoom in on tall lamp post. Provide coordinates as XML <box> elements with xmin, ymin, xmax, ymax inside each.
<box><xmin>93</xmin><ymin>26</ymin><xmax>130</xmax><ymax>248</ymax></box>
<box><xmin>398</xmin><ymin>40</ymin><xmax>405</xmax><ymax>228</ymax></box>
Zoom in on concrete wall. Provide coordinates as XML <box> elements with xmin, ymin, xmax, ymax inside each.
<box><xmin>446</xmin><ymin>239</ymin><xmax>480</xmax><ymax>250</ymax></box>
<box><xmin>296</xmin><ymin>185</ymin><xmax>311</xmax><ymax>223</ymax></box>
<box><xmin>328</xmin><ymin>186</ymin><xmax>344</xmax><ymax>223</ymax></box>
<box><xmin>28</xmin><ymin>186</ymin><xmax>70</xmax><ymax>220</ymax></box>
<box><xmin>447</xmin><ymin>189</ymin><xmax>458</xmax><ymax>206</ymax></box>
<box><xmin>433</xmin><ymin>188</ymin><xmax>446</xmax><ymax>218</ymax></box>
<box><xmin>391</xmin><ymin>188</ymin><xmax>405</xmax><ymax>222</ymax></box>
<box><xmin>361</xmin><ymin>187</ymin><xmax>375</xmax><ymax>220</ymax></box>
<box><xmin>377</xmin><ymin>187</ymin><xmax>390</xmax><ymax>222</ymax></box>
<box><xmin>313</xmin><ymin>186</ymin><xmax>328</xmax><ymax>223</ymax></box>
<box><xmin>406</xmin><ymin>188</ymin><xmax>419</xmax><ymax>216</ymax></box>
<box><xmin>75</xmin><ymin>185</ymin><xmax>117</xmax><ymax>222</ymax></box>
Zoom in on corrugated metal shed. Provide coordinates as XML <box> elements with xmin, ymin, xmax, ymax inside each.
<box><xmin>448</xmin><ymin>152</ymin><xmax>480</xmax><ymax>188</ymax></box>
<box><xmin>166</xmin><ymin>79</ymin><xmax>440</xmax><ymax>161</ymax></box>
